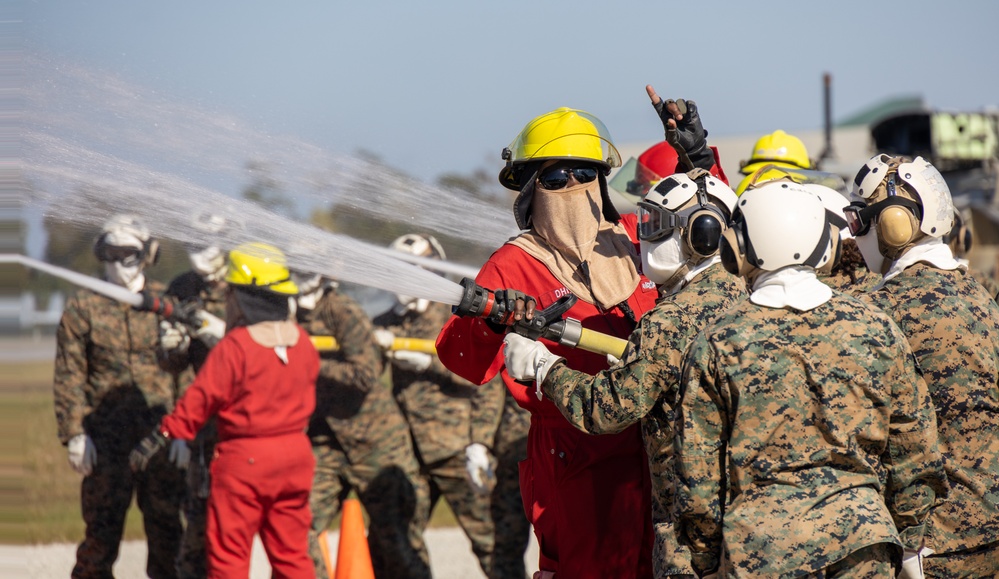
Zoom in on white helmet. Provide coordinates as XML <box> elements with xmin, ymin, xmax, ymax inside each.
<box><xmin>389</xmin><ymin>233</ymin><xmax>446</xmax><ymax>261</ymax></box>
<box><xmin>389</xmin><ymin>233</ymin><xmax>446</xmax><ymax>313</ymax></box>
<box><xmin>721</xmin><ymin>181</ymin><xmax>833</xmax><ymax>280</ymax></box>
<box><xmin>847</xmin><ymin>154</ymin><xmax>954</xmax><ymax>250</ymax></box>
<box><xmin>94</xmin><ymin>213</ymin><xmax>158</xmax><ymax>267</ymax></box>
<box><xmin>638</xmin><ymin>170</ymin><xmax>737</xmax><ymax>255</ymax></box>
<box><xmin>186</xmin><ymin>213</ymin><xmax>230</xmax><ymax>281</ymax></box>
<box><xmin>802</xmin><ymin>183</ymin><xmax>852</xmax><ymax>274</ymax></box>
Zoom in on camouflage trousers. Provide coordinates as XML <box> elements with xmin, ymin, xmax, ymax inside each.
<box><xmin>489</xmin><ymin>394</ymin><xmax>532</xmax><ymax>579</ymax></box>
<box><xmin>308</xmin><ymin>439</ymin><xmax>431</xmax><ymax>579</ymax></box>
<box><xmin>924</xmin><ymin>541</ymin><xmax>999</xmax><ymax>578</ymax></box>
<box><xmin>73</xmin><ymin>448</ymin><xmax>185</xmax><ymax>579</ymax></box>
<box><xmin>419</xmin><ymin>453</ymin><xmax>495</xmax><ymax>577</ymax></box>
<box><xmin>176</xmin><ymin>426</ymin><xmax>216</xmax><ymax>579</ymax></box>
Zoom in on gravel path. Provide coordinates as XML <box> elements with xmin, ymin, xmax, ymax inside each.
<box><xmin>5</xmin><ymin>528</ymin><xmax>539</xmax><ymax>578</ymax></box>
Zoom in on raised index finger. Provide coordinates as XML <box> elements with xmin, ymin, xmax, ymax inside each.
<box><xmin>646</xmin><ymin>84</ymin><xmax>661</xmax><ymax>106</ymax></box>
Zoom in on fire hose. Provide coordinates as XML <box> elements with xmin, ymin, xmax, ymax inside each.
<box><xmin>451</xmin><ymin>278</ymin><xmax>629</xmax><ymax>360</ymax></box>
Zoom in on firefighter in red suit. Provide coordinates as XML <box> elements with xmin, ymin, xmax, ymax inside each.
<box><xmin>437</xmin><ymin>97</ymin><xmax>727</xmax><ymax>579</ymax></box>
<box><xmin>131</xmin><ymin>242</ymin><xmax>319</xmax><ymax>579</ymax></box>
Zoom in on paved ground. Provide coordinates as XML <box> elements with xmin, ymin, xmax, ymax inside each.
<box><xmin>6</xmin><ymin>529</ymin><xmax>540</xmax><ymax>578</ymax></box>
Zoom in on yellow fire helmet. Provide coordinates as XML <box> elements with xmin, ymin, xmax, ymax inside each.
<box><xmin>499</xmin><ymin>107</ymin><xmax>621</xmax><ymax>191</ymax></box>
<box><xmin>225</xmin><ymin>242</ymin><xmax>299</xmax><ymax>295</ymax></box>
<box><xmin>739</xmin><ymin>130</ymin><xmax>812</xmax><ymax>177</ymax></box>
<box><xmin>735</xmin><ymin>163</ymin><xmax>846</xmax><ymax>197</ymax></box>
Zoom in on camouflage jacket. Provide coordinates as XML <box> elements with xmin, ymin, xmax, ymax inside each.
<box><xmin>543</xmin><ymin>264</ymin><xmax>745</xmax><ymax>576</ymax></box>
<box><xmin>970</xmin><ymin>268</ymin><xmax>999</xmax><ymax>301</ymax></box>
<box><xmin>53</xmin><ymin>281</ymin><xmax>181</xmax><ymax>450</ymax></box>
<box><xmin>543</xmin><ymin>266</ymin><xmax>744</xmax><ymax>509</ymax></box>
<box><xmin>162</xmin><ymin>270</ymin><xmax>228</xmax><ymax>377</ymax></box>
<box><xmin>822</xmin><ymin>268</ymin><xmax>881</xmax><ymax>297</ymax></box>
<box><xmin>300</xmin><ymin>290</ymin><xmax>413</xmax><ymax>466</ymax></box>
<box><xmin>678</xmin><ymin>291</ymin><xmax>947</xmax><ymax>577</ymax></box>
<box><xmin>373</xmin><ymin>301</ymin><xmax>505</xmax><ymax>464</ymax></box>
<box><xmin>865</xmin><ymin>263</ymin><xmax>999</xmax><ymax>554</ymax></box>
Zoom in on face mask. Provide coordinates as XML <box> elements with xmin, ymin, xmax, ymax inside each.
<box><xmin>854</xmin><ymin>230</ymin><xmax>888</xmax><ymax>275</ymax></box>
<box><xmin>189</xmin><ymin>247</ymin><xmax>226</xmax><ymax>282</ymax></box>
<box><xmin>531</xmin><ymin>180</ymin><xmax>602</xmax><ymax>264</ymax></box>
<box><xmin>641</xmin><ymin>233</ymin><xmax>687</xmax><ymax>286</ymax></box>
<box><xmin>297</xmin><ymin>289</ymin><xmax>321</xmax><ymax>312</ymax></box>
<box><xmin>105</xmin><ymin>262</ymin><xmax>145</xmax><ymax>292</ymax></box>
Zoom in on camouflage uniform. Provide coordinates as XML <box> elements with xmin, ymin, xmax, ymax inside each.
<box><xmin>677</xmin><ymin>290</ymin><xmax>947</xmax><ymax>577</ymax></box>
<box><xmin>864</xmin><ymin>263</ymin><xmax>999</xmax><ymax>577</ymax></box>
<box><xmin>822</xmin><ymin>264</ymin><xmax>881</xmax><ymax>297</ymax></box>
<box><xmin>301</xmin><ymin>289</ymin><xmax>432</xmax><ymax>579</ymax></box>
<box><xmin>489</xmin><ymin>388</ymin><xmax>532</xmax><ymax>579</ymax></box>
<box><xmin>541</xmin><ymin>265</ymin><xmax>745</xmax><ymax>577</ymax></box>
<box><xmin>969</xmin><ymin>268</ymin><xmax>999</xmax><ymax>301</ymax></box>
<box><xmin>160</xmin><ymin>271</ymin><xmax>227</xmax><ymax>579</ymax></box>
<box><xmin>374</xmin><ymin>301</ymin><xmax>505</xmax><ymax>578</ymax></box>
<box><xmin>54</xmin><ymin>282</ymin><xmax>187</xmax><ymax>579</ymax></box>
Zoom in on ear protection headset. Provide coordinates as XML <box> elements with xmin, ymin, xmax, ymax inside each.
<box><xmin>720</xmin><ymin>218</ymin><xmax>752</xmax><ymax>277</ymax></box>
<box><xmin>873</xmin><ymin>172</ymin><xmax>922</xmax><ymax>257</ymax></box>
<box><xmin>637</xmin><ymin>171</ymin><xmax>730</xmax><ymax>260</ymax></box>
<box><xmin>944</xmin><ymin>211</ymin><xmax>972</xmax><ymax>257</ymax></box>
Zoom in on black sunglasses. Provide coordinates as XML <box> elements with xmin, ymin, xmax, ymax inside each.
<box><xmin>537</xmin><ymin>165</ymin><xmax>599</xmax><ymax>190</ymax></box>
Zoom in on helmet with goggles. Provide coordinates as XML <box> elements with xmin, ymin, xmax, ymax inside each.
<box><xmin>638</xmin><ymin>169</ymin><xmax>738</xmax><ymax>258</ymax></box>
<box><xmin>499</xmin><ymin>107</ymin><xmax>623</xmax><ymax>230</ymax></box>
<box><xmin>844</xmin><ymin>154</ymin><xmax>954</xmax><ymax>260</ymax></box>
<box><xmin>720</xmin><ymin>181</ymin><xmax>833</xmax><ymax>281</ymax></box>
<box><xmin>93</xmin><ymin>213</ymin><xmax>159</xmax><ymax>268</ymax></box>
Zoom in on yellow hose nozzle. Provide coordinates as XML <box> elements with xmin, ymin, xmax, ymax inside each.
<box><xmin>310</xmin><ymin>335</ymin><xmax>437</xmax><ymax>355</ymax></box>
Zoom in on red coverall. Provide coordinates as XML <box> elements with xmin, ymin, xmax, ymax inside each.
<box><xmin>437</xmin><ymin>214</ymin><xmax>659</xmax><ymax>578</ymax></box>
<box><xmin>160</xmin><ymin>325</ymin><xmax>319</xmax><ymax>579</ymax></box>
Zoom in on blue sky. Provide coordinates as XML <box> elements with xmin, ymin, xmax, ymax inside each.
<box><xmin>21</xmin><ymin>0</ymin><xmax>999</xmax><ymax>183</ymax></box>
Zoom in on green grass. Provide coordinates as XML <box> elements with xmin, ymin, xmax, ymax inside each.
<box><xmin>5</xmin><ymin>359</ymin><xmax>457</xmax><ymax>545</ymax></box>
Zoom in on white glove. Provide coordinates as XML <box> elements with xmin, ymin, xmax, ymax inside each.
<box><xmin>67</xmin><ymin>434</ymin><xmax>97</xmax><ymax>476</ymax></box>
<box><xmin>373</xmin><ymin>328</ymin><xmax>395</xmax><ymax>351</ymax></box>
<box><xmin>503</xmin><ymin>333</ymin><xmax>564</xmax><ymax>400</ymax></box>
<box><xmin>194</xmin><ymin>310</ymin><xmax>226</xmax><ymax>348</ymax></box>
<box><xmin>168</xmin><ymin>439</ymin><xmax>191</xmax><ymax>469</ymax></box>
<box><xmin>464</xmin><ymin>443</ymin><xmax>496</xmax><ymax>494</ymax></box>
<box><xmin>899</xmin><ymin>547</ymin><xmax>933</xmax><ymax>579</ymax></box>
<box><xmin>388</xmin><ymin>349</ymin><xmax>433</xmax><ymax>372</ymax></box>
<box><xmin>607</xmin><ymin>352</ymin><xmax>622</xmax><ymax>366</ymax></box>
<box><xmin>159</xmin><ymin>321</ymin><xmax>190</xmax><ymax>353</ymax></box>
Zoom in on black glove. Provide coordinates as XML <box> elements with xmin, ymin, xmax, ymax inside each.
<box><xmin>490</xmin><ymin>289</ymin><xmax>536</xmax><ymax>326</ymax></box>
<box><xmin>129</xmin><ymin>429</ymin><xmax>168</xmax><ymax>472</ymax></box>
<box><xmin>652</xmin><ymin>98</ymin><xmax>715</xmax><ymax>172</ymax></box>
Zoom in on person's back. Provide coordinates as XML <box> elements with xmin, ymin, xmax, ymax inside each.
<box><xmin>847</xmin><ymin>153</ymin><xmax>999</xmax><ymax>575</ymax></box>
<box><xmin>680</xmin><ymin>290</ymin><xmax>945</xmax><ymax>575</ymax></box>
<box><xmin>677</xmin><ymin>182</ymin><xmax>946</xmax><ymax>577</ymax></box>
<box><xmin>866</xmin><ymin>264</ymin><xmax>999</xmax><ymax>553</ymax></box>
<box><xmin>299</xmin><ymin>283</ymin><xmax>433</xmax><ymax>579</ymax></box>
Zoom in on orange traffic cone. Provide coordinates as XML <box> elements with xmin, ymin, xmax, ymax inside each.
<box><xmin>318</xmin><ymin>530</ymin><xmax>335</xmax><ymax>579</ymax></box>
<box><xmin>334</xmin><ymin>498</ymin><xmax>375</xmax><ymax>579</ymax></box>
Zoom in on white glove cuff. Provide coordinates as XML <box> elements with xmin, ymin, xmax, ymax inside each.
<box><xmin>534</xmin><ymin>355</ymin><xmax>563</xmax><ymax>400</ymax></box>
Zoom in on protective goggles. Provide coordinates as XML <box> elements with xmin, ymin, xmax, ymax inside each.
<box><xmin>637</xmin><ymin>202</ymin><xmax>689</xmax><ymax>241</ymax></box>
<box><xmin>536</xmin><ymin>165</ymin><xmax>599</xmax><ymax>190</ymax></box>
<box><xmin>96</xmin><ymin>244</ymin><xmax>143</xmax><ymax>266</ymax></box>
<box><xmin>843</xmin><ymin>197</ymin><xmax>923</xmax><ymax>237</ymax></box>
